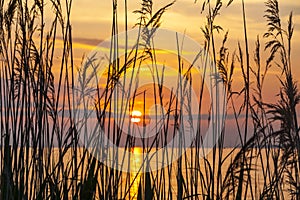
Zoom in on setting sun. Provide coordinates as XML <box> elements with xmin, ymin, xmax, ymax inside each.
<box><xmin>130</xmin><ymin>110</ymin><xmax>142</xmax><ymax>123</ymax></box>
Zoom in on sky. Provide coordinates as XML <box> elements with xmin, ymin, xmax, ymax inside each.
<box><xmin>67</xmin><ymin>0</ymin><xmax>300</xmax><ymax>47</ymax></box>
<box><xmin>68</xmin><ymin>0</ymin><xmax>300</xmax><ymax>41</ymax></box>
<box><xmin>64</xmin><ymin>1</ymin><xmax>300</xmax><ymax>103</ymax></box>
<box><xmin>46</xmin><ymin>0</ymin><xmax>300</xmax><ymax>146</ymax></box>
<box><xmin>65</xmin><ymin>0</ymin><xmax>300</xmax><ymax>94</ymax></box>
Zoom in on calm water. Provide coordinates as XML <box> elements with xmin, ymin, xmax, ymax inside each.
<box><xmin>1</xmin><ymin>147</ymin><xmax>289</xmax><ymax>199</ymax></box>
<box><xmin>68</xmin><ymin>147</ymin><xmax>289</xmax><ymax>199</ymax></box>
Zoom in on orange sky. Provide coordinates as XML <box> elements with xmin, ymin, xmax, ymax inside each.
<box><xmin>48</xmin><ymin>0</ymin><xmax>299</xmax><ymax>110</ymax></box>
<box><xmin>44</xmin><ymin>0</ymin><xmax>300</xmax><ymax>145</ymax></box>
<box><xmin>54</xmin><ymin>0</ymin><xmax>299</xmax><ymax>105</ymax></box>
<box><xmin>68</xmin><ymin>0</ymin><xmax>300</xmax><ymax>42</ymax></box>
<box><xmin>65</xmin><ymin>2</ymin><xmax>299</xmax><ymax>66</ymax></box>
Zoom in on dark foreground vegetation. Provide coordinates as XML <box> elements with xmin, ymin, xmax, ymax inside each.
<box><xmin>0</xmin><ymin>0</ymin><xmax>299</xmax><ymax>199</ymax></box>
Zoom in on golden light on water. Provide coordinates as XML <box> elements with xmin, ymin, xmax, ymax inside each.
<box><xmin>132</xmin><ymin>147</ymin><xmax>142</xmax><ymax>154</ymax></box>
<box><xmin>129</xmin><ymin>147</ymin><xmax>142</xmax><ymax>199</ymax></box>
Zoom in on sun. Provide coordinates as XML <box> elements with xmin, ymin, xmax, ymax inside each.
<box><xmin>130</xmin><ymin>110</ymin><xmax>142</xmax><ymax>123</ymax></box>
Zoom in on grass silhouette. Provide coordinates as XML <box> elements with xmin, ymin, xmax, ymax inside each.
<box><xmin>0</xmin><ymin>0</ymin><xmax>299</xmax><ymax>199</ymax></box>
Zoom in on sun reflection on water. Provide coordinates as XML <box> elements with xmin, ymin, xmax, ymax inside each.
<box><xmin>129</xmin><ymin>147</ymin><xmax>143</xmax><ymax>199</ymax></box>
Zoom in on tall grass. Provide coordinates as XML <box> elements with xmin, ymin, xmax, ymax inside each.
<box><xmin>0</xmin><ymin>0</ymin><xmax>299</xmax><ymax>199</ymax></box>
